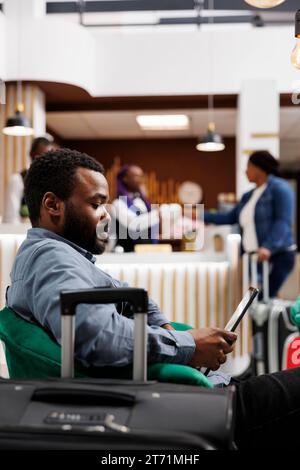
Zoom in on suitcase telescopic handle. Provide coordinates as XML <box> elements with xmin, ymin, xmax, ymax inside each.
<box><xmin>243</xmin><ymin>253</ymin><xmax>270</xmax><ymax>303</ymax></box>
<box><xmin>60</xmin><ymin>287</ymin><xmax>149</xmax><ymax>382</ymax></box>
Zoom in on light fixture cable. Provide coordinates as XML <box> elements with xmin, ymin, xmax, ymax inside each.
<box><xmin>78</xmin><ymin>0</ymin><xmax>86</xmax><ymax>26</ymax></box>
<box><xmin>208</xmin><ymin>0</ymin><xmax>214</xmax><ymax>129</ymax></box>
<box><xmin>16</xmin><ymin>1</ymin><xmax>24</xmax><ymax>112</ymax></box>
<box><xmin>195</xmin><ymin>0</ymin><xmax>225</xmax><ymax>151</ymax></box>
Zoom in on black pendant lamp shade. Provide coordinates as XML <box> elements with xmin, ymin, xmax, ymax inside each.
<box><xmin>3</xmin><ymin>103</ymin><xmax>34</xmax><ymax>136</ymax></box>
<box><xmin>196</xmin><ymin>122</ymin><xmax>225</xmax><ymax>152</ymax></box>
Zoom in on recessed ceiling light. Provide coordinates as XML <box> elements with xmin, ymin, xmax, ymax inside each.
<box><xmin>136</xmin><ymin>114</ymin><xmax>189</xmax><ymax>131</ymax></box>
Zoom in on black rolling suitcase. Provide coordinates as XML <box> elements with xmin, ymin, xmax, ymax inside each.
<box><xmin>0</xmin><ymin>287</ymin><xmax>236</xmax><ymax>450</ymax></box>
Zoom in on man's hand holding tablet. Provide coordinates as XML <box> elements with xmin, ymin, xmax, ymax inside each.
<box><xmin>187</xmin><ymin>287</ymin><xmax>259</xmax><ymax>373</ymax></box>
<box><xmin>188</xmin><ymin>328</ymin><xmax>237</xmax><ymax>371</ymax></box>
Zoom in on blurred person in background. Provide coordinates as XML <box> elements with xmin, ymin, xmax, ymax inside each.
<box><xmin>204</xmin><ymin>151</ymin><xmax>296</xmax><ymax>298</ymax></box>
<box><xmin>3</xmin><ymin>136</ymin><xmax>55</xmax><ymax>224</ymax></box>
<box><xmin>111</xmin><ymin>164</ymin><xmax>159</xmax><ymax>252</ymax></box>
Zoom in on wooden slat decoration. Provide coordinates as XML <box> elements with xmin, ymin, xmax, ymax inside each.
<box><xmin>0</xmin><ymin>84</ymin><xmax>45</xmax><ymax>220</ymax></box>
<box><xmin>160</xmin><ymin>268</ymin><xmax>165</xmax><ymax>314</ymax></box>
<box><xmin>205</xmin><ymin>269</ymin><xmax>210</xmax><ymax>327</ymax></box>
<box><xmin>5</xmin><ymin>86</ymin><xmax>13</xmax><ymax>189</ymax></box>
<box><xmin>105</xmin><ymin>156</ymin><xmax>181</xmax><ymax>205</ymax></box>
<box><xmin>13</xmin><ymin>86</ymin><xmax>18</xmax><ymax>175</ymax></box>
<box><xmin>195</xmin><ymin>267</ymin><xmax>200</xmax><ymax>330</ymax></box>
<box><xmin>172</xmin><ymin>269</ymin><xmax>177</xmax><ymax>323</ymax></box>
<box><xmin>184</xmin><ymin>268</ymin><xmax>188</xmax><ymax>326</ymax></box>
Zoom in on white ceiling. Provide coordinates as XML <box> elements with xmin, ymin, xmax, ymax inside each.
<box><xmin>46</xmin><ymin>107</ymin><xmax>300</xmax><ymax>140</ymax></box>
<box><xmin>46</xmin><ymin>2</ymin><xmax>293</xmax><ymax>30</ymax></box>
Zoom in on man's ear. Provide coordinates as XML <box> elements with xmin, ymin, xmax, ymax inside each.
<box><xmin>42</xmin><ymin>192</ymin><xmax>64</xmax><ymax>217</ymax></box>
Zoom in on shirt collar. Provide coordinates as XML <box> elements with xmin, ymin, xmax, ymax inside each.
<box><xmin>27</xmin><ymin>227</ymin><xmax>97</xmax><ymax>264</ymax></box>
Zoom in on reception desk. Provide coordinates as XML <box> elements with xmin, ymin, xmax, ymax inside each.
<box><xmin>0</xmin><ymin>224</ymin><xmax>250</xmax><ymax>377</ymax></box>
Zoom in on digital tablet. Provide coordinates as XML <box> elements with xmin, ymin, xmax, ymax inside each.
<box><xmin>224</xmin><ymin>286</ymin><xmax>259</xmax><ymax>332</ymax></box>
<box><xmin>203</xmin><ymin>286</ymin><xmax>259</xmax><ymax>376</ymax></box>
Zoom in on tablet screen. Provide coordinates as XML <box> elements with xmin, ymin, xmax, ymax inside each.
<box><xmin>225</xmin><ymin>286</ymin><xmax>259</xmax><ymax>332</ymax></box>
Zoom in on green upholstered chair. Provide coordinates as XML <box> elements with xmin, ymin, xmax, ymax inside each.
<box><xmin>0</xmin><ymin>306</ymin><xmax>213</xmax><ymax>388</ymax></box>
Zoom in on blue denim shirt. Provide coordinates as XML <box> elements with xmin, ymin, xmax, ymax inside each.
<box><xmin>6</xmin><ymin>228</ymin><xmax>195</xmax><ymax>369</ymax></box>
<box><xmin>204</xmin><ymin>175</ymin><xmax>295</xmax><ymax>254</ymax></box>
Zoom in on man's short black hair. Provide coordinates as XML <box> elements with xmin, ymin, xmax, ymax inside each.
<box><xmin>24</xmin><ymin>148</ymin><xmax>105</xmax><ymax>225</ymax></box>
<box><xmin>30</xmin><ymin>137</ymin><xmax>52</xmax><ymax>155</ymax></box>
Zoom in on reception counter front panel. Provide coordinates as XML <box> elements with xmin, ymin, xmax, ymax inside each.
<box><xmin>97</xmin><ymin>258</ymin><xmax>230</xmax><ymax>330</ymax></box>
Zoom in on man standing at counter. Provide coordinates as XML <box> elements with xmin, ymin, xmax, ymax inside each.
<box><xmin>6</xmin><ymin>148</ymin><xmax>300</xmax><ymax>449</ymax></box>
<box><xmin>112</xmin><ymin>164</ymin><xmax>159</xmax><ymax>252</ymax></box>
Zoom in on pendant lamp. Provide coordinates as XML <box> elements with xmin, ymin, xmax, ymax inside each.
<box><xmin>196</xmin><ymin>122</ymin><xmax>225</xmax><ymax>152</ymax></box>
<box><xmin>3</xmin><ymin>101</ymin><xmax>34</xmax><ymax>136</ymax></box>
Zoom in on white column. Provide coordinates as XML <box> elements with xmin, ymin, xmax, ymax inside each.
<box><xmin>236</xmin><ymin>80</ymin><xmax>280</xmax><ymax>199</ymax></box>
<box><xmin>4</xmin><ymin>0</ymin><xmax>46</xmax><ymax>19</ymax></box>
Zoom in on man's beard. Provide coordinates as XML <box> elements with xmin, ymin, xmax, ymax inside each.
<box><xmin>61</xmin><ymin>201</ymin><xmax>106</xmax><ymax>255</ymax></box>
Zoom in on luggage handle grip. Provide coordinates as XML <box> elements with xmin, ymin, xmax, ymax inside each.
<box><xmin>59</xmin><ymin>287</ymin><xmax>149</xmax><ymax>381</ymax></box>
<box><xmin>60</xmin><ymin>287</ymin><xmax>148</xmax><ymax>317</ymax></box>
<box><xmin>32</xmin><ymin>387</ymin><xmax>136</xmax><ymax>405</ymax></box>
<box><xmin>244</xmin><ymin>252</ymin><xmax>269</xmax><ymax>303</ymax></box>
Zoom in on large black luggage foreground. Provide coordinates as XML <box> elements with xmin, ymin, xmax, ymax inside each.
<box><xmin>0</xmin><ymin>378</ymin><xmax>235</xmax><ymax>450</ymax></box>
<box><xmin>0</xmin><ymin>287</ymin><xmax>236</xmax><ymax>450</ymax></box>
